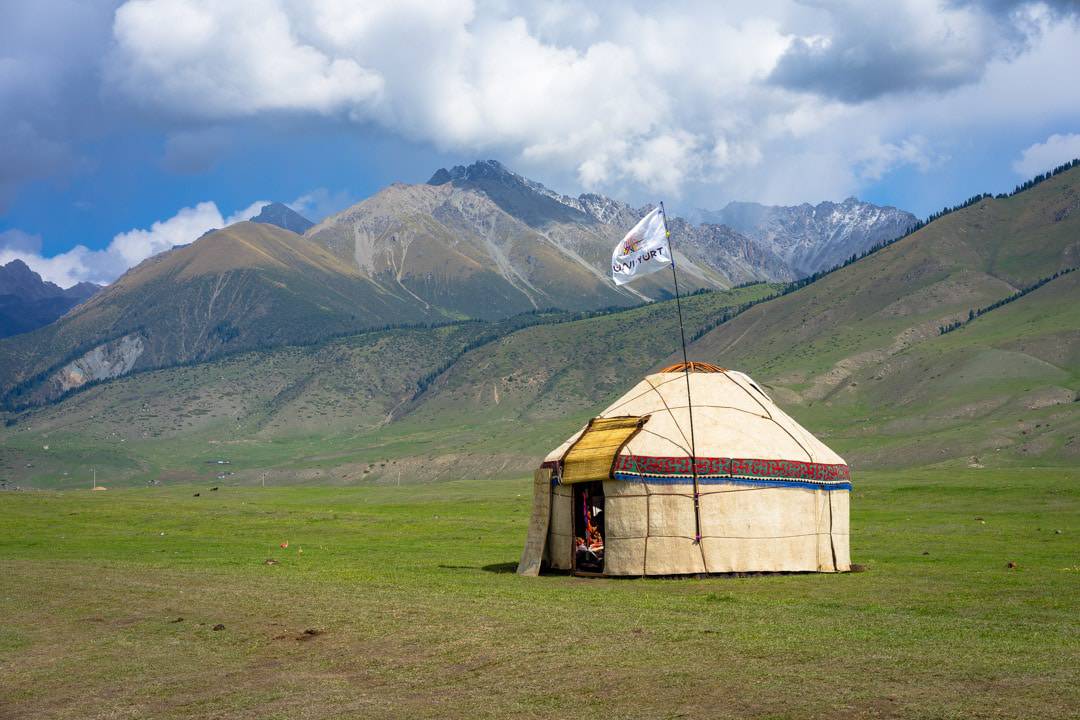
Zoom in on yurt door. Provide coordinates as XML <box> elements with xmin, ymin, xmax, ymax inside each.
<box><xmin>571</xmin><ymin>481</ymin><xmax>605</xmax><ymax>575</ymax></box>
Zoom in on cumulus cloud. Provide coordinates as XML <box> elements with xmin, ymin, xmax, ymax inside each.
<box><xmin>0</xmin><ymin>200</ymin><xmax>267</xmax><ymax>287</ymax></box>
<box><xmin>856</xmin><ymin>135</ymin><xmax>943</xmax><ymax>181</ymax></box>
<box><xmin>1013</xmin><ymin>133</ymin><xmax>1080</xmax><ymax>176</ymax></box>
<box><xmin>2</xmin><ymin>0</ymin><xmax>1079</xmax><ymax>213</ymax></box>
<box><xmin>108</xmin><ymin>0</ymin><xmax>383</xmax><ymax>118</ymax></box>
<box><xmin>96</xmin><ymin>0</ymin><xmax>1079</xmax><ymax>204</ymax></box>
<box><xmin>103</xmin><ymin>1</ymin><xmax>798</xmax><ymax>197</ymax></box>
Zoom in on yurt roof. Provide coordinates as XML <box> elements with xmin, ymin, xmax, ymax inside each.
<box><xmin>544</xmin><ymin>368</ymin><xmax>848</xmax><ymax>485</ymax></box>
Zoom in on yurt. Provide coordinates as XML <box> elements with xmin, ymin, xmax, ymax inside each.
<box><xmin>517</xmin><ymin>363</ymin><xmax>851</xmax><ymax>577</ymax></box>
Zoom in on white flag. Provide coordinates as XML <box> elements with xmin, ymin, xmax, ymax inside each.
<box><xmin>611</xmin><ymin>206</ymin><xmax>671</xmax><ymax>286</ymax></box>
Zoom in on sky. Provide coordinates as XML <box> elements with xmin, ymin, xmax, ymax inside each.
<box><xmin>1</xmin><ymin>0</ymin><xmax>1079</xmax><ymax>287</ymax></box>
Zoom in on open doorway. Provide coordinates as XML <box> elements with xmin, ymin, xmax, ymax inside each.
<box><xmin>572</xmin><ymin>481</ymin><xmax>605</xmax><ymax>575</ymax></box>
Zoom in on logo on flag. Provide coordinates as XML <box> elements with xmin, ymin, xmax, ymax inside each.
<box><xmin>611</xmin><ymin>206</ymin><xmax>670</xmax><ymax>286</ymax></box>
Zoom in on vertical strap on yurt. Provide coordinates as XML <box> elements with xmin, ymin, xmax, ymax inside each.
<box><xmin>827</xmin><ymin>488</ymin><xmax>838</xmax><ymax>572</ymax></box>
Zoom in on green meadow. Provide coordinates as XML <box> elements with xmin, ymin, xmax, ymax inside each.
<box><xmin>1</xmin><ymin>467</ymin><xmax>1076</xmax><ymax>719</ymax></box>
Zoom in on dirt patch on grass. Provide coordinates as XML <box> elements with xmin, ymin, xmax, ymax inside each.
<box><xmin>1019</xmin><ymin>386</ymin><xmax>1074</xmax><ymax>410</ymax></box>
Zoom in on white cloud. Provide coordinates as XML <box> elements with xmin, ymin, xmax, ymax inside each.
<box><xmin>0</xmin><ymin>200</ymin><xmax>267</xmax><ymax>287</ymax></box>
<box><xmin>856</xmin><ymin>135</ymin><xmax>943</xmax><ymax>181</ymax></box>
<box><xmin>109</xmin><ymin>0</ymin><xmax>383</xmax><ymax>118</ymax></box>
<box><xmin>104</xmin><ymin>1</ymin><xmax>793</xmax><ymax>197</ymax></box>
<box><xmin>97</xmin><ymin>0</ymin><xmax>1078</xmax><ymax>206</ymax></box>
<box><xmin>0</xmin><ymin>244</ymin><xmax>101</xmax><ymax>289</ymax></box>
<box><xmin>3</xmin><ymin>0</ymin><xmax>1079</xmax><ymax>216</ymax></box>
<box><xmin>1013</xmin><ymin>133</ymin><xmax>1080</xmax><ymax>176</ymax></box>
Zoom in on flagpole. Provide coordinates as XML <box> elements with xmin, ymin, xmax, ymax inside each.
<box><xmin>659</xmin><ymin>202</ymin><xmax>703</xmax><ymax>547</ymax></box>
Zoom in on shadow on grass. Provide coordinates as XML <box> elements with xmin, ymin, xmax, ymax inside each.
<box><xmin>437</xmin><ymin>562</ymin><xmax>518</xmax><ymax>574</ymax></box>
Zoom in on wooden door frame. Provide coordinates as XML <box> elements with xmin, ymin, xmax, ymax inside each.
<box><xmin>570</xmin><ymin>480</ymin><xmax>606</xmax><ymax>577</ymax></box>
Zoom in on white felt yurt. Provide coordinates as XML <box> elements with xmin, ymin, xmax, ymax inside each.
<box><xmin>517</xmin><ymin>363</ymin><xmax>851</xmax><ymax>577</ymax></box>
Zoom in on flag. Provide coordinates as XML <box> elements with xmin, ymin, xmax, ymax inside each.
<box><xmin>611</xmin><ymin>206</ymin><xmax>670</xmax><ymax>285</ymax></box>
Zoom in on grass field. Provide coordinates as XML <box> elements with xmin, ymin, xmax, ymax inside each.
<box><xmin>1</xmin><ymin>467</ymin><xmax>1077</xmax><ymax>719</ymax></box>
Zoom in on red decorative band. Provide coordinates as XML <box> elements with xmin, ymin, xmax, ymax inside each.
<box><xmin>612</xmin><ymin>455</ymin><xmax>850</xmax><ymax>483</ymax></box>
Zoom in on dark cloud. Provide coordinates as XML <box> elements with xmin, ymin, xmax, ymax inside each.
<box><xmin>953</xmin><ymin>0</ymin><xmax>1080</xmax><ymax>15</ymax></box>
<box><xmin>161</xmin><ymin>128</ymin><xmax>233</xmax><ymax>175</ymax></box>
<box><xmin>0</xmin><ymin>123</ymin><xmax>75</xmax><ymax>212</ymax></box>
<box><xmin>768</xmin><ymin>0</ymin><xmax>1059</xmax><ymax>102</ymax></box>
<box><xmin>769</xmin><ymin>37</ymin><xmax>990</xmax><ymax>102</ymax></box>
<box><xmin>0</xmin><ymin>1</ymin><xmax>119</xmax><ymax>210</ymax></box>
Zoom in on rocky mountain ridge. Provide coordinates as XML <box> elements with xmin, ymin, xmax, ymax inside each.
<box><xmin>307</xmin><ymin>159</ymin><xmax>789</xmax><ymax>318</ymax></box>
<box><xmin>0</xmin><ymin>222</ymin><xmax>440</xmax><ymax>406</ymax></box>
<box><xmin>0</xmin><ymin>159</ymin><xmax>906</xmax><ymax>404</ymax></box>
<box><xmin>429</xmin><ymin>160</ymin><xmax>904</xmax><ymax>281</ymax></box>
<box><xmin>250</xmin><ymin>202</ymin><xmax>315</xmax><ymax>233</ymax></box>
<box><xmin>0</xmin><ymin>259</ymin><xmax>100</xmax><ymax>338</ymax></box>
<box><xmin>697</xmin><ymin>197</ymin><xmax>917</xmax><ymax>277</ymax></box>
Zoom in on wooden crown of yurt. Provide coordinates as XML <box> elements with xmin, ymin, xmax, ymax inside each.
<box><xmin>517</xmin><ymin>202</ymin><xmax>851</xmax><ymax>577</ymax></box>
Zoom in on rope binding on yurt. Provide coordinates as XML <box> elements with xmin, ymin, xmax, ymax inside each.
<box><xmin>659</xmin><ymin>361</ymin><xmax>727</xmax><ymax>373</ymax></box>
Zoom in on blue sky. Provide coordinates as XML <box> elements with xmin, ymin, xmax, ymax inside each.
<box><xmin>4</xmin><ymin>121</ymin><xmax>456</xmax><ymax>257</ymax></box>
<box><xmin>2</xmin><ymin>1</ymin><xmax>1079</xmax><ymax>286</ymax></box>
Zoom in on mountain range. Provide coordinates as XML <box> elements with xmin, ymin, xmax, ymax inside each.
<box><xmin>695</xmin><ymin>198</ymin><xmax>917</xmax><ymax>277</ymax></box>
<box><xmin>0</xmin><ymin>260</ymin><xmax>100</xmax><ymax>339</ymax></box>
<box><xmin>0</xmin><ymin>160</ymin><xmax>1076</xmax><ymax>489</ymax></box>
<box><xmin>1</xmin><ymin>160</ymin><xmax>904</xmax><ymax>404</ymax></box>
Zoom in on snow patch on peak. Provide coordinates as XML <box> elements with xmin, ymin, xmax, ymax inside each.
<box><xmin>700</xmin><ymin>198</ymin><xmax>917</xmax><ymax>277</ymax></box>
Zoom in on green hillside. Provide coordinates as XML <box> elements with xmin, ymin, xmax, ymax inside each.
<box><xmin>0</xmin><ymin>286</ymin><xmax>776</xmax><ymax>487</ymax></box>
<box><xmin>790</xmin><ymin>270</ymin><xmax>1079</xmax><ymax>466</ymax></box>
<box><xmin>0</xmin><ymin>222</ymin><xmax>449</xmax><ymax>407</ymax></box>
<box><xmin>354</xmin><ymin>167</ymin><xmax>1078</xmax><ymax>473</ymax></box>
<box><xmin>684</xmin><ymin>165</ymin><xmax>1080</xmax><ymax>467</ymax></box>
